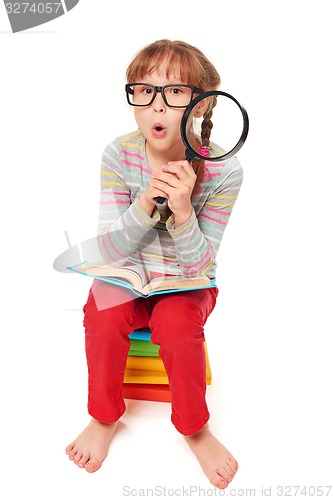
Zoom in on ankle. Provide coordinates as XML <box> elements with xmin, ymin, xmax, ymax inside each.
<box><xmin>184</xmin><ymin>424</ymin><xmax>210</xmax><ymax>442</ymax></box>
<box><xmin>91</xmin><ymin>417</ymin><xmax>118</xmax><ymax>426</ymax></box>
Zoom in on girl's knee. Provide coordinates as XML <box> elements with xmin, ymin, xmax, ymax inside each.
<box><xmin>151</xmin><ymin>295</ymin><xmax>204</xmax><ymax>330</ymax></box>
<box><xmin>150</xmin><ymin>313</ymin><xmax>205</xmax><ymax>348</ymax></box>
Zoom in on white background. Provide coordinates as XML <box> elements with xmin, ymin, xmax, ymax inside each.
<box><xmin>1</xmin><ymin>1</ymin><xmax>332</xmax><ymax>498</ymax></box>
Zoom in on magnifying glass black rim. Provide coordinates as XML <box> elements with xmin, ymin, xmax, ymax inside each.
<box><xmin>181</xmin><ymin>90</ymin><xmax>249</xmax><ymax>162</ymax></box>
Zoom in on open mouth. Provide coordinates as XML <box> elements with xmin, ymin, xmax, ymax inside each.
<box><xmin>152</xmin><ymin>123</ymin><xmax>166</xmax><ymax>137</ymax></box>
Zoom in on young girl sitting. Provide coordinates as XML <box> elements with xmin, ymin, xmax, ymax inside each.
<box><xmin>65</xmin><ymin>39</ymin><xmax>243</xmax><ymax>490</ymax></box>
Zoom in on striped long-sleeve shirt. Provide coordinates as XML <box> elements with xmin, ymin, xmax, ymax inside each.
<box><xmin>97</xmin><ymin>130</ymin><xmax>243</xmax><ymax>279</ymax></box>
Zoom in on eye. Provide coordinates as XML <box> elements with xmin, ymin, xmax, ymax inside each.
<box><xmin>134</xmin><ymin>85</ymin><xmax>154</xmax><ymax>95</ymax></box>
<box><xmin>142</xmin><ymin>86</ymin><xmax>153</xmax><ymax>94</ymax></box>
<box><xmin>169</xmin><ymin>87</ymin><xmax>183</xmax><ymax>95</ymax></box>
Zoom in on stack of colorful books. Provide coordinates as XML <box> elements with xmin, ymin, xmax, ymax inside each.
<box><xmin>122</xmin><ymin>327</ymin><xmax>212</xmax><ymax>403</ymax></box>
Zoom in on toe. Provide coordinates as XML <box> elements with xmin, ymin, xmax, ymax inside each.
<box><xmin>228</xmin><ymin>456</ymin><xmax>238</xmax><ymax>472</ymax></box>
<box><xmin>68</xmin><ymin>447</ymin><xmax>78</xmax><ymax>461</ymax></box>
<box><xmin>211</xmin><ymin>462</ymin><xmax>237</xmax><ymax>488</ymax></box>
<box><xmin>212</xmin><ymin>476</ymin><xmax>228</xmax><ymax>489</ymax></box>
<box><xmin>77</xmin><ymin>453</ymin><xmax>90</xmax><ymax>468</ymax></box>
<box><xmin>65</xmin><ymin>444</ymin><xmax>75</xmax><ymax>455</ymax></box>
<box><xmin>74</xmin><ymin>452</ymin><xmax>83</xmax><ymax>465</ymax></box>
<box><xmin>209</xmin><ymin>470</ymin><xmax>228</xmax><ymax>489</ymax></box>
<box><xmin>221</xmin><ymin>468</ymin><xmax>232</xmax><ymax>482</ymax></box>
<box><xmin>223</xmin><ymin>463</ymin><xmax>236</xmax><ymax>479</ymax></box>
<box><xmin>85</xmin><ymin>458</ymin><xmax>103</xmax><ymax>473</ymax></box>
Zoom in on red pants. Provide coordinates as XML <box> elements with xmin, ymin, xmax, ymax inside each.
<box><xmin>83</xmin><ymin>279</ymin><xmax>219</xmax><ymax>435</ymax></box>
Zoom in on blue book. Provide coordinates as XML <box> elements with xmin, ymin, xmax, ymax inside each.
<box><xmin>67</xmin><ymin>262</ymin><xmax>216</xmax><ymax>298</ymax></box>
<box><xmin>129</xmin><ymin>328</ymin><xmax>152</xmax><ymax>341</ymax></box>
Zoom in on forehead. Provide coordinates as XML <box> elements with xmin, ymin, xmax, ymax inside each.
<box><xmin>143</xmin><ymin>64</ymin><xmax>182</xmax><ymax>84</ymax></box>
<box><xmin>134</xmin><ymin>55</ymin><xmax>187</xmax><ymax>83</ymax></box>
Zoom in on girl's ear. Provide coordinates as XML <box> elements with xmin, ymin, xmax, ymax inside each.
<box><xmin>194</xmin><ymin>97</ymin><xmax>210</xmax><ymax>118</ymax></box>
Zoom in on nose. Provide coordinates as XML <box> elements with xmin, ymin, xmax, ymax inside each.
<box><xmin>153</xmin><ymin>90</ymin><xmax>166</xmax><ymax>112</ymax></box>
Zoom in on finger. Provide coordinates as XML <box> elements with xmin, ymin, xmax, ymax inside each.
<box><xmin>150</xmin><ymin>178</ymin><xmax>174</xmax><ymax>195</ymax></box>
<box><xmin>149</xmin><ymin>180</ymin><xmax>169</xmax><ymax>197</ymax></box>
<box><xmin>152</xmin><ymin>171</ymin><xmax>181</xmax><ymax>188</ymax></box>
<box><xmin>166</xmin><ymin>160</ymin><xmax>190</xmax><ymax>167</ymax></box>
<box><xmin>151</xmin><ymin>177</ymin><xmax>193</xmax><ymax>199</ymax></box>
<box><xmin>159</xmin><ymin>166</ymin><xmax>196</xmax><ymax>193</ymax></box>
<box><xmin>163</xmin><ymin>162</ymin><xmax>196</xmax><ymax>181</ymax></box>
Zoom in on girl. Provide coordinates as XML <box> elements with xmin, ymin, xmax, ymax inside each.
<box><xmin>65</xmin><ymin>40</ymin><xmax>243</xmax><ymax>489</ymax></box>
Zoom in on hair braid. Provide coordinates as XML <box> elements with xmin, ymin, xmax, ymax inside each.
<box><xmin>192</xmin><ymin>96</ymin><xmax>217</xmax><ymax>192</ymax></box>
<box><xmin>201</xmin><ymin>96</ymin><xmax>217</xmax><ymax>147</ymax></box>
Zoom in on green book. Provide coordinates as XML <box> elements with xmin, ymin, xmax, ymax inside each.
<box><xmin>129</xmin><ymin>339</ymin><xmax>159</xmax><ymax>357</ymax></box>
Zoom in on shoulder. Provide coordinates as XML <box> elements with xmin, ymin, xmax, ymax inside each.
<box><xmin>208</xmin><ymin>141</ymin><xmax>243</xmax><ymax>174</ymax></box>
<box><xmin>114</xmin><ymin>130</ymin><xmax>145</xmax><ymax>155</ymax></box>
<box><xmin>102</xmin><ymin>130</ymin><xmax>143</xmax><ymax>156</ymax></box>
<box><xmin>202</xmin><ymin>153</ymin><xmax>243</xmax><ymax>191</ymax></box>
<box><xmin>101</xmin><ymin>130</ymin><xmax>146</xmax><ymax>171</ymax></box>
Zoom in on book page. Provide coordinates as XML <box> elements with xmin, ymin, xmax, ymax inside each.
<box><xmin>70</xmin><ymin>261</ymin><xmax>151</xmax><ymax>290</ymax></box>
<box><xmin>141</xmin><ymin>275</ymin><xmax>211</xmax><ymax>295</ymax></box>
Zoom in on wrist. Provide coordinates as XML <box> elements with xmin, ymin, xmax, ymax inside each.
<box><xmin>139</xmin><ymin>194</ymin><xmax>155</xmax><ymax>217</ymax></box>
<box><xmin>174</xmin><ymin>209</ymin><xmax>193</xmax><ymax>228</ymax></box>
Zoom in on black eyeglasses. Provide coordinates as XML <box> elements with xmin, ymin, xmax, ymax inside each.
<box><xmin>125</xmin><ymin>83</ymin><xmax>203</xmax><ymax>108</ymax></box>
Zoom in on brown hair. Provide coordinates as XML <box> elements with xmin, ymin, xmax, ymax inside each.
<box><xmin>126</xmin><ymin>40</ymin><xmax>221</xmax><ymax>190</ymax></box>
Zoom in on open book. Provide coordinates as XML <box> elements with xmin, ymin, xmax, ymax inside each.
<box><xmin>67</xmin><ymin>262</ymin><xmax>216</xmax><ymax>297</ymax></box>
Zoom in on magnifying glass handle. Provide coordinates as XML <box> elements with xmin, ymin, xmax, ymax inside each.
<box><xmin>154</xmin><ymin>196</ymin><xmax>166</xmax><ymax>204</ymax></box>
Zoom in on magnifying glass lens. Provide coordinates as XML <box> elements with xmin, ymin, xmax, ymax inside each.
<box><xmin>181</xmin><ymin>90</ymin><xmax>249</xmax><ymax>162</ymax></box>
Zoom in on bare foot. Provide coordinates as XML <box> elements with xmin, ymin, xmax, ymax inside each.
<box><xmin>65</xmin><ymin>418</ymin><xmax>118</xmax><ymax>472</ymax></box>
<box><xmin>184</xmin><ymin>424</ymin><xmax>238</xmax><ymax>489</ymax></box>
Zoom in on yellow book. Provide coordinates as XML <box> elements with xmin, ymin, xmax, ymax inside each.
<box><xmin>124</xmin><ymin>369</ymin><xmax>169</xmax><ymax>385</ymax></box>
<box><xmin>125</xmin><ymin>356</ymin><xmax>165</xmax><ymax>372</ymax></box>
<box><xmin>124</xmin><ymin>345</ymin><xmax>212</xmax><ymax>385</ymax></box>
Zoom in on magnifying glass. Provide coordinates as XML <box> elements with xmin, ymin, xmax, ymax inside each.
<box><xmin>153</xmin><ymin>90</ymin><xmax>249</xmax><ymax>204</ymax></box>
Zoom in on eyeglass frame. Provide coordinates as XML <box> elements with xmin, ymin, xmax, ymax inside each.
<box><xmin>125</xmin><ymin>83</ymin><xmax>204</xmax><ymax>108</ymax></box>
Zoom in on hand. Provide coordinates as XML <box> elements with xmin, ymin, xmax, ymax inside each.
<box><xmin>139</xmin><ymin>166</ymin><xmax>170</xmax><ymax>216</ymax></box>
<box><xmin>150</xmin><ymin>161</ymin><xmax>196</xmax><ymax>220</ymax></box>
